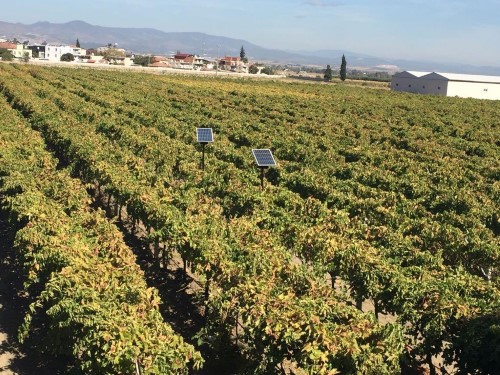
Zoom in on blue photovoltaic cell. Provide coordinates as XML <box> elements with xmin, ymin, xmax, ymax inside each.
<box><xmin>252</xmin><ymin>149</ymin><xmax>276</xmax><ymax>167</ymax></box>
<box><xmin>196</xmin><ymin>128</ymin><xmax>214</xmax><ymax>143</ymax></box>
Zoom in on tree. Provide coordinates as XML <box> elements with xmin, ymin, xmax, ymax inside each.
<box><xmin>102</xmin><ymin>48</ymin><xmax>126</xmax><ymax>64</ymax></box>
<box><xmin>0</xmin><ymin>48</ymin><xmax>14</xmax><ymax>61</ymax></box>
<box><xmin>22</xmin><ymin>52</ymin><xmax>30</xmax><ymax>63</ymax></box>
<box><xmin>249</xmin><ymin>64</ymin><xmax>259</xmax><ymax>74</ymax></box>
<box><xmin>76</xmin><ymin>38</ymin><xmax>81</xmax><ymax>48</ymax></box>
<box><xmin>240</xmin><ymin>45</ymin><xmax>248</xmax><ymax>63</ymax></box>
<box><xmin>340</xmin><ymin>54</ymin><xmax>347</xmax><ymax>81</ymax></box>
<box><xmin>261</xmin><ymin>66</ymin><xmax>274</xmax><ymax>75</ymax></box>
<box><xmin>103</xmin><ymin>48</ymin><xmax>125</xmax><ymax>59</ymax></box>
<box><xmin>324</xmin><ymin>64</ymin><xmax>332</xmax><ymax>82</ymax></box>
<box><xmin>133</xmin><ymin>55</ymin><xmax>151</xmax><ymax>67</ymax></box>
<box><xmin>60</xmin><ymin>53</ymin><xmax>75</xmax><ymax>62</ymax></box>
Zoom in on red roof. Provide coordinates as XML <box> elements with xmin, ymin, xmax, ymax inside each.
<box><xmin>221</xmin><ymin>56</ymin><xmax>241</xmax><ymax>62</ymax></box>
<box><xmin>0</xmin><ymin>42</ymin><xmax>17</xmax><ymax>49</ymax></box>
<box><xmin>151</xmin><ymin>56</ymin><xmax>167</xmax><ymax>63</ymax></box>
<box><xmin>174</xmin><ymin>53</ymin><xmax>193</xmax><ymax>60</ymax></box>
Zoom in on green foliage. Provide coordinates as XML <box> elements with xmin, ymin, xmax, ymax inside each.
<box><xmin>340</xmin><ymin>54</ymin><xmax>347</xmax><ymax>81</ymax></box>
<box><xmin>0</xmin><ymin>63</ymin><xmax>498</xmax><ymax>374</ymax></box>
<box><xmin>60</xmin><ymin>53</ymin><xmax>74</xmax><ymax>62</ymax></box>
<box><xmin>239</xmin><ymin>45</ymin><xmax>248</xmax><ymax>63</ymax></box>
<box><xmin>324</xmin><ymin>64</ymin><xmax>332</xmax><ymax>81</ymax></box>
<box><xmin>76</xmin><ymin>38</ymin><xmax>81</xmax><ymax>48</ymax></box>
<box><xmin>248</xmin><ymin>64</ymin><xmax>259</xmax><ymax>74</ymax></box>
<box><xmin>100</xmin><ymin>48</ymin><xmax>126</xmax><ymax>65</ymax></box>
<box><xmin>0</xmin><ymin>87</ymin><xmax>202</xmax><ymax>373</ymax></box>
<box><xmin>133</xmin><ymin>55</ymin><xmax>151</xmax><ymax>67</ymax></box>
<box><xmin>102</xmin><ymin>48</ymin><xmax>125</xmax><ymax>60</ymax></box>
<box><xmin>448</xmin><ymin>312</ymin><xmax>500</xmax><ymax>374</ymax></box>
<box><xmin>0</xmin><ymin>48</ymin><xmax>13</xmax><ymax>61</ymax></box>
<box><xmin>261</xmin><ymin>66</ymin><xmax>274</xmax><ymax>75</ymax></box>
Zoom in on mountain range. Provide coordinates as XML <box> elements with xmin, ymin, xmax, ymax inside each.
<box><xmin>1</xmin><ymin>20</ymin><xmax>500</xmax><ymax>75</ymax></box>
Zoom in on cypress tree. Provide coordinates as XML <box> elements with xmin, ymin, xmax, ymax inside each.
<box><xmin>340</xmin><ymin>54</ymin><xmax>347</xmax><ymax>81</ymax></box>
<box><xmin>240</xmin><ymin>45</ymin><xmax>248</xmax><ymax>63</ymax></box>
<box><xmin>76</xmin><ymin>38</ymin><xmax>81</xmax><ymax>48</ymax></box>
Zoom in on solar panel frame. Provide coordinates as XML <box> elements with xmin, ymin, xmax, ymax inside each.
<box><xmin>196</xmin><ymin>128</ymin><xmax>214</xmax><ymax>143</ymax></box>
<box><xmin>252</xmin><ymin>149</ymin><xmax>277</xmax><ymax>167</ymax></box>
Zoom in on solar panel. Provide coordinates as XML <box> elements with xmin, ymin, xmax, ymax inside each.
<box><xmin>196</xmin><ymin>128</ymin><xmax>214</xmax><ymax>143</ymax></box>
<box><xmin>252</xmin><ymin>149</ymin><xmax>277</xmax><ymax>167</ymax></box>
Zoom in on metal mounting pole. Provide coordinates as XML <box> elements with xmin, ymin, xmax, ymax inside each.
<box><xmin>201</xmin><ymin>142</ymin><xmax>206</xmax><ymax>170</ymax></box>
<box><xmin>260</xmin><ymin>167</ymin><xmax>265</xmax><ymax>190</ymax></box>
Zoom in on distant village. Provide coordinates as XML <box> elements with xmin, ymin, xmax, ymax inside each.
<box><xmin>0</xmin><ymin>38</ymin><xmax>395</xmax><ymax>81</ymax></box>
<box><xmin>0</xmin><ymin>38</ymin><xmax>270</xmax><ymax>74</ymax></box>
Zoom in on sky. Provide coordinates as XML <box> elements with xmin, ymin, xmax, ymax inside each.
<box><xmin>2</xmin><ymin>0</ymin><xmax>500</xmax><ymax>66</ymax></box>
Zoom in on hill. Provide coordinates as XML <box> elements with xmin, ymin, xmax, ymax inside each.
<box><xmin>1</xmin><ymin>20</ymin><xmax>500</xmax><ymax>75</ymax></box>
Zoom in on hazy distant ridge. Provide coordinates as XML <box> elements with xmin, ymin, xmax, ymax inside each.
<box><xmin>0</xmin><ymin>20</ymin><xmax>329</xmax><ymax>64</ymax></box>
<box><xmin>1</xmin><ymin>20</ymin><xmax>499</xmax><ymax>75</ymax></box>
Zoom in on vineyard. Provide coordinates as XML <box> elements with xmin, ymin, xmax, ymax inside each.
<box><xmin>0</xmin><ymin>63</ymin><xmax>498</xmax><ymax>374</ymax></box>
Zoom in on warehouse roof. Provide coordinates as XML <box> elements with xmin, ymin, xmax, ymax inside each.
<box><xmin>394</xmin><ymin>71</ymin><xmax>500</xmax><ymax>84</ymax></box>
<box><xmin>393</xmin><ymin>71</ymin><xmax>431</xmax><ymax>78</ymax></box>
<box><xmin>429</xmin><ymin>72</ymin><xmax>500</xmax><ymax>84</ymax></box>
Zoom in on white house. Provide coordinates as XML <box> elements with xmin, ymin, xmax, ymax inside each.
<box><xmin>391</xmin><ymin>71</ymin><xmax>500</xmax><ymax>100</ymax></box>
<box><xmin>45</xmin><ymin>45</ymin><xmax>67</xmax><ymax>60</ymax></box>
<box><xmin>45</xmin><ymin>45</ymin><xmax>71</xmax><ymax>61</ymax></box>
<box><xmin>70</xmin><ymin>46</ymin><xmax>87</xmax><ymax>60</ymax></box>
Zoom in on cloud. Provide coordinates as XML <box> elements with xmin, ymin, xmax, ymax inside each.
<box><xmin>304</xmin><ymin>0</ymin><xmax>343</xmax><ymax>7</ymax></box>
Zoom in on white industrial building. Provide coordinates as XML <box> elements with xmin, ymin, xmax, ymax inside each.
<box><xmin>391</xmin><ymin>71</ymin><xmax>500</xmax><ymax>100</ymax></box>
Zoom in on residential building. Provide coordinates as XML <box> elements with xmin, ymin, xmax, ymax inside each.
<box><xmin>218</xmin><ymin>56</ymin><xmax>247</xmax><ymax>72</ymax></box>
<box><xmin>44</xmin><ymin>44</ymin><xmax>80</xmax><ymax>61</ymax></box>
<box><xmin>27</xmin><ymin>44</ymin><xmax>46</xmax><ymax>59</ymax></box>
<box><xmin>173</xmin><ymin>53</ymin><xmax>195</xmax><ymax>69</ymax></box>
<box><xmin>0</xmin><ymin>42</ymin><xmax>32</xmax><ymax>59</ymax></box>
<box><xmin>70</xmin><ymin>46</ymin><xmax>88</xmax><ymax>60</ymax></box>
